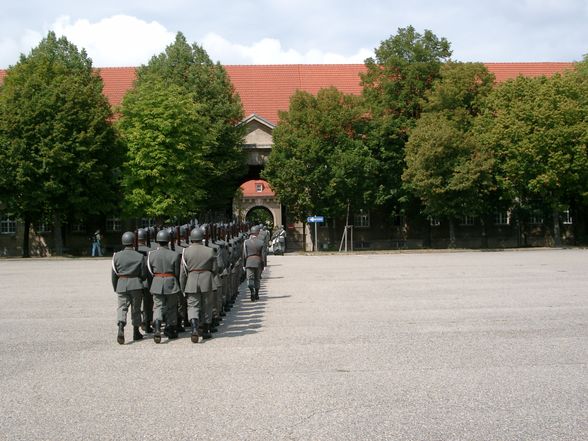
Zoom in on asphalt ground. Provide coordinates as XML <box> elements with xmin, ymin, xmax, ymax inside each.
<box><xmin>0</xmin><ymin>248</ymin><xmax>586</xmax><ymax>441</ymax></box>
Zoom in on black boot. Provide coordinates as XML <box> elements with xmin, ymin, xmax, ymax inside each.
<box><xmin>133</xmin><ymin>326</ymin><xmax>143</xmax><ymax>341</ymax></box>
<box><xmin>250</xmin><ymin>288</ymin><xmax>255</xmax><ymax>302</ymax></box>
<box><xmin>117</xmin><ymin>322</ymin><xmax>125</xmax><ymax>345</ymax></box>
<box><xmin>202</xmin><ymin>324</ymin><xmax>212</xmax><ymax>340</ymax></box>
<box><xmin>190</xmin><ymin>318</ymin><xmax>199</xmax><ymax>343</ymax></box>
<box><xmin>167</xmin><ymin>325</ymin><xmax>178</xmax><ymax>339</ymax></box>
<box><xmin>255</xmin><ymin>289</ymin><xmax>259</xmax><ymax>300</ymax></box>
<box><xmin>153</xmin><ymin>320</ymin><xmax>161</xmax><ymax>344</ymax></box>
<box><xmin>142</xmin><ymin>322</ymin><xmax>154</xmax><ymax>333</ymax></box>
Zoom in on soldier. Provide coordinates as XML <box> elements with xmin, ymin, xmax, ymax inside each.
<box><xmin>136</xmin><ymin>228</ymin><xmax>154</xmax><ymax>333</ymax></box>
<box><xmin>111</xmin><ymin>231</ymin><xmax>147</xmax><ymax>344</ymax></box>
<box><xmin>148</xmin><ymin>229</ymin><xmax>181</xmax><ymax>343</ymax></box>
<box><xmin>257</xmin><ymin>224</ymin><xmax>270</xmax><ymax>269</ymax></box>
<box><xmin>243</xmin><ymin>225</ymin><xmax>264</xmax><ymax>301</ymax></box>
<box><xmin>172</xmin><ymin>226</ymin><xmax>189</xmax><ymax>332</ymax></box>
<box><xmin>180</xmin><ymin>228</ymin><xmax>217</xmax><ymax>342</ymax></box>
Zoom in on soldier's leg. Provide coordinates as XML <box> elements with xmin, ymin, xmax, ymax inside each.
<box><xmin>152</xmin><ymin>294</ymin><xmax>164</xmax><ymax>343</ymax></box>
<box><xmin>116</xmin><ymin>293</ymin><xmax>130</xmax><ymax>344</ymax></box>
<box><xmin>176</xmin><ymin>290</ymin><xmax>187</xmax><ymax>332</ymax></box>
<box><xmin>186</xmin><ymin>291</ymin><xmax>201</xmax><ymax>343</ymax></box>
<box><xmin>202</xmin><ymin>289</ymin><xmax>213</xmax><ymax>340</ymax></box>
<box><xmin>130</xmin><ymin>289</ymin><xmax>144</xmax><ymax>341</ymax></box>
<box><xmin>117</xmin><ymin>293</ymin><xmax>131</xmax><ymax>325</ymax></box>
<box><xmin>254</xmin><ymin>267</ymin><xmax>261</xmax><ymax>300</ymax></box>
<box><xmin>141</xmin><ymin>287</ymin><xmax>153</xmax><ymax>332</ymax></box>
<box><xmin>246</xmin><ymin>268</ymin><xmax>256</xmax><ymax>301</ymax></box>
<box><xmin>165</xmin><ymin>294</ymin><xmax>179</xmax><ymax>339</ymax></box>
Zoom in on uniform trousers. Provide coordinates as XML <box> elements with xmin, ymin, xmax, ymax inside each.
<box><xmin>246</xmin><ymin>267</ymin><xmax>261</xmax><ymax>291</ymax></box>
<box><xmin>117</xmin><ymin>289</ymin><xmax>143</xmax><ymax>326</ymax></box>
<box><xmin>153</xmin><ymin>293</ymin><xmax>178</xmax><ymax>326</ymax></box>
<box><xmin>187</xmin><ymin>290</ymin><xmax>213</xmax><ymax>324</ymax></box>
<box><xmin>141</xmin><ymin>287</ymin><xmax>153</xmax><ymax>325</ymax></box>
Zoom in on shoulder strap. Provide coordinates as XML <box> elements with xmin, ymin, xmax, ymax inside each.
<box><xmin>147</xmin><ymin>250</ymin><xmax>154</xmax><ymax>276</ymax></box>
<box><xmin>111</xmin><ymin>252</ymin><xmax>119</xmax><ymax>276</ymax></box>
<box><xmin>181</xmin><ymin>247</ymin><xmax>188</xmax><ymax>271</ymax></box>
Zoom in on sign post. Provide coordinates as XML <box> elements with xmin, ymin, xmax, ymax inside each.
<box><xmin>306</xmin><ymin>215</ymin><xmax>324</xmax><ymax>252</ymax></box>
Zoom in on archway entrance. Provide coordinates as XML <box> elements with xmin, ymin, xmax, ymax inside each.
<box><xmin>245</xmin><ymin>206</ymin><xmax>274</xmax><ymax>229</ymax></box>
<box><xmin>233</xmin><ymin>179</ymin><xmax>282</xmax><ymax>229</ymax></box>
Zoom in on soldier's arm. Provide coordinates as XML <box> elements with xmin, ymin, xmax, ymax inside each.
<box><xmin>140</xmin><ymin>255</ymin><xmax>147</xmax><ymax>282</ymax></box>
<box><xmin>179</xmin><ymin>253</ymin><xmax>187</xmax><ymax>292</ymax></box>
<box><xmin>111</xmin><ymin>254</ymin><xmax>118</xmax><ymax>291</ymax></box>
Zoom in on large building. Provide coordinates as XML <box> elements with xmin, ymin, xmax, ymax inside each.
<box><xmin>0</xmin><ymin>62</ymin><xmax>576</xmax><ymax>255</ymax></box>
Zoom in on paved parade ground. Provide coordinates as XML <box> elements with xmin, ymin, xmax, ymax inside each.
<box><xmin>1</xmin><ymin>249</ymin><xmax>587</xmax><ymax>440</ymax></box>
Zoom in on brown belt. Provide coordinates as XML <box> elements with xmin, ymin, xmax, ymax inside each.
<box><xmin>118</xmin><ymin>275</ymin><xmax>130</xmax><ymax>279</ymax></box>
<box><xmin>154</xmin><ymin>273</ymin><xmax>175</xmax><ymax>277</ymax></box>
<box><xmin>190</xmin><ymin>269</ymin><xmax>210</xmax><ymax>272</ymax></box>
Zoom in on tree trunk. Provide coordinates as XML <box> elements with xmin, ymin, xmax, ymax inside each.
<box><xmin>53</xmin><ymin>213</ymin><xmax>64</xmax><ymax>256</ymax></box>
<box><xmin>480</xmin><ymin>216</ymin><xmax>488</xmax><ymax>249</ymax></box>
<box><xmin>552</xmin><ymin>209</ymin><xmax>562</xmax><ymax>247</ymax></box>
<box><xmin>448</xmin><ymin>218</ymin><xmax>456</xmax><ymax>248</ymax></box>
<box><xmin>22</xmin><ymin>215</ymin><xmax>31</xmax><ymax>258</ymax></box>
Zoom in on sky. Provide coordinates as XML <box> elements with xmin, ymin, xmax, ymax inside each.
<box><xmin>1</xmin><ymin>0</ymin><xmax>587</xmax><ymax>68</ymax></box>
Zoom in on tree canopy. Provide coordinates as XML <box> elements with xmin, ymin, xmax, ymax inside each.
<box><xmin>262</xmin><ymin>87</ymin><xmax>378</xmax><ymax>222</ymax></box>
<box><xmin>118</xmin><ymin>32</ymin><xmax>246</xmax><ymax>221</ymax></box>
<box><xmin>0</xmin><ymin>31</ymin><xmax>121</xmax><ymax>255</ymax></box>
<box><xmin>403</xmin><ymin>62</ymin><xmax>497</xmax><ymax>244</ymax></box>
<box><xmin>361</xmin><ymin>26</ymin><xmax>453</xmax><ymax>209</ymax></box>
<box><xmin>475</xmin><ymin>68</ymin><xmax>588</xmax><ymax>244</ymax></box>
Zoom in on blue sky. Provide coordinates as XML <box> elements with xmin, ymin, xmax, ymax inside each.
<box><xmin>1</xmin><ymin>0</ymin><xmax>586</xmax><ymax>68</ymax></box>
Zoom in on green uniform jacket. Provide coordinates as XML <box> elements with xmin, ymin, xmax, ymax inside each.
<box><xmin>180</xmin><ymin>244</ymin><xmax>217</xmax><ymax>293</ymax></box>
<box><xmin>147</xmin><ymin>246</ymin><xmax>180</xmax><ymax>295</ymax></box>
<box><xmin>111</xmin><ymin>247</ymin><xmax>147</xmax><ymax>293</ymax></box>
<box><xmin>243</xmin><ymin>237</ymin><xmax>264</xmax><ymax>269</ymax></box>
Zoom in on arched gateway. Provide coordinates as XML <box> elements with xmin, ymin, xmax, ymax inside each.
<box><xmin>232</xmin><ymin>114</ymin><xmax>283</xmax><ymax>229</ymax></box>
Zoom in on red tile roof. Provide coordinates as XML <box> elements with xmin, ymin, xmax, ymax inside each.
<box><xmin>240</xmin><ymin>179</ymin><xmax>275</xmax><ymax>197</ymax></box>
<box><xmin>0</xmin><ymin>63</ymin><xmax>574</xmax><ymax>124</ymax></box>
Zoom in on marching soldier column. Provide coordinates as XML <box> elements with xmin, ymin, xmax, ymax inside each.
<box><xmin>111</xmin><ymin>221</ymin><xmax>271</xmax><ymax>344</ymax></box>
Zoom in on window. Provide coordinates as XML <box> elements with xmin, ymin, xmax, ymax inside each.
<box><xmin>353</xmin><ymin>210</ymin><xmax>370</xmax><ymax>228</ymax></box>
<box><xmin>429</xmin><ymin>217</ymin><xmax>441</xmax><ymax>227</ymax></box>
<box><xmin>255</xmin><ymin>183</ymin><xmax>264</xmax><ymax>192</ymax></box>
<box><xmin>495</xmin><ymin>211</ymin><xmax>510</xmax><ymax>225</ymax></box>
<box><xmin>106</xmin><ymin>217</ymin><xmax>122</xmax><ymax>232</ymax></box>
<box><xmin>36</xmin><ymin>222</ymin><xmax>51</xmax><ymax>233</ymax></box>
<box><xmin>529</xmin><ymin>210</ymin><xmax>543</xmax><ymax>225</ymax></box>
<box><xmin>0</xmin><ymin>215</ymin><xmax>16</xmax><ymax>234</ymax></box>
<box><xmin>71</xmin><ymin>223</ymin><xmax>85</xmax><ymax>233</ymax></box>
<box><xmin>562</xmin><ymin>209</ymin><xmax>573</xmax><ymax>225</ymax></box>
<box><xmin>460</xmin><ymin>215</ymin><xmax>476</xmax><ymax>226</ymax></box>
<box><xmin>140</xmin><ymin>218</ymin><xmax>156</xmax><ymax>229</ymax></box>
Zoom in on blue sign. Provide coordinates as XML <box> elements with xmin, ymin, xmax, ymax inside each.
<box><xmin>307</xmin><ymin>216</ymin><xmax>325</xmax><ymax>223</ymax></box>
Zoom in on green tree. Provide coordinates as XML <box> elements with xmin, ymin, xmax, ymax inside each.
<box><xmin>119</xmin><ymin>32</ymin><xmax>246</xmax><ymax>220</ymax></box>
<box><xmin>0</xmin><ymin>32</ymin><xmax>121</xmax><ymax>256</ymax></box>
<box><xmin>361</xmin><ymin>26</ymin><xmax>452</xmax><ymax>210</ymax></box>
<box><xmin>403</xmin><ymin>62</ymin><xmax>496</xmax><ymax>247</ymax></box>
<box><xmin>118</xmin><ymin>80</ymin><xmax>209</xmax><ymax>219</ymax></box>
<box><xmin>476</xmin><ymin>70</ymin><xmax>588</xmax><ymax>246</ymax></box>
<box><xmin>263</xmin><ymin>87</ymin><xmax>378</xmax><ymax>224</ymax></box>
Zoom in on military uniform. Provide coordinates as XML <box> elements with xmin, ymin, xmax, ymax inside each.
<box><xmin>180</xmin><ymin>233</ymin><xmax>217</xmax><ymax>341</ymax></box>
<box><xmin>137</xmin><ymin>232</ymin><xmax>155</xmax><ymax>333</ymax></box>
<box><xmin>111</xmin><ymin>234</ymin><xmax>147</xmax><ymax>344</ymax></box>
<box><xmin>243</xmin><ymin>229</ymin><xmax>264</xmax><ymax>301</ymax></box>
<box><xmin>148</xmin><ymin>236</ymin><xmax>181</xmax><ymax>343</ymax></box>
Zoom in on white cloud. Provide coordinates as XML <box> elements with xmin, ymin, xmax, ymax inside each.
<box><xmin>51</xmin><ymin>15</ymin><xmax>175</xmax><ymax>66</ymax></box>
<box><xmin>0</xmin><ymin>29</ymin><xmax>43</xmax><ymax>67</ymax></box>
<box><xmin>201</xmin><ymin>32</ymin><xmax>373</xmax><ymax>64</ymax></box>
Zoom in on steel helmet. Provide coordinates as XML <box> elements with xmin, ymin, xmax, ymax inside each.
<box><xmin>189</xmin><ymin>228</ymin><xmax>204</xmax><ymax>242</ymax></box>
<box><xmin>121</xmin><ymin>231</ymin><xmax>135</xmax><ymax>246</ymax></box>
<box><xmin>156</xmin><ymin>229</ymin><xmax>170</xmax><ymax>244</ymax></box>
